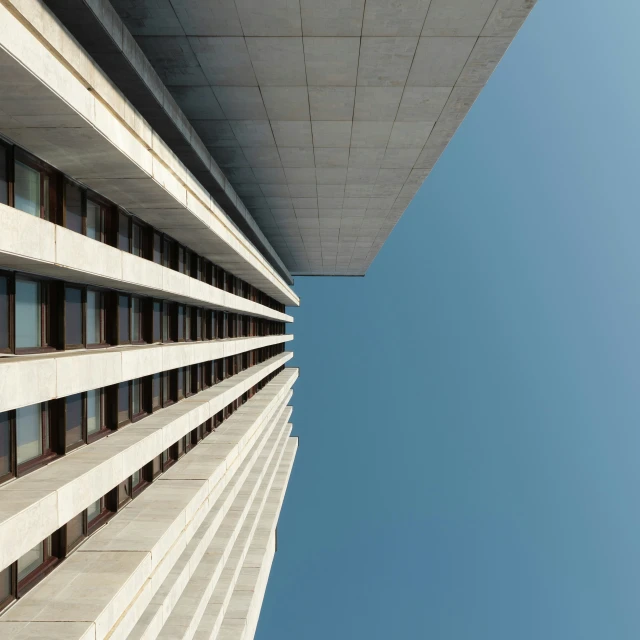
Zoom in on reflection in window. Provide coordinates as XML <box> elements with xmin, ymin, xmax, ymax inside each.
<box><xmin>86</xmin><ymin>290</ymin><xmax>101</xmax><ymax>345</ymax></box>
<box><xmin>87</xmin><ymin>389</ymin><xmax>101</xmax><ymax>436</ymax></box>
<box><xmin>118</xmin><ymin>212</ymin><xmax>130</xmax><ymax>252</ymax></box>
<box><xmin>65</xmin><ymin>393</ymin><xmax>83</xmax><ymax>449</ymax></box>
<box><xmin>17</xmin><ymin>541</ymin><xmax>44</xmax><ymax>581</ymax></box>
<box><xmin>65</xmin><ymin>512</ymin><xmax>85</xmax><ymax>551</ymax></box>
<box><xmin>86</xmin><ymin>200</ymin><xmax>101</xmax><ymax>240</ymax></box>
<box><xmin>117</xmin><ymin>382</ymin><xmax>129</xmax><ymax>426</ymax></box>
<box><xmin>14</xmin><ymin>161</ymin><xmax>40</xmax><ymax>217</ymax></box>
<box><xmin>15</xmin><ymin>279</ymin><xmax>41</xmax><ymax>349</ymax></box>
<box><xmin>65</xmin><ymin>182</ymin><xmax>83</xmax><ymax>234</ymax></box>
<box><xmin>16</xmin><ymin>404</ymin><xmax>43</xmax><ymax>465</ymax></box>
<box><xmin>131</xmin><ymin>297</ymin><xmax>141</xmax><ymax>342</ymax></box>
<box><xmin>87</xmin><ymin>499</ymin><xmax>101</xmax><ymax>524</ymax></box>
<box><xmin>118</xmin><ymin>295</ymin><xmax>129</xmax><ymax>344</ymax></box>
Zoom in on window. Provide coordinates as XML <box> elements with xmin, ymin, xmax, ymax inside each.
<box><xmin>177</xmin><ymin>305</ymin><xmax>185</xmax><ymax>341</ymax></box>
<box><xmin>86</xmin><ymin>289</ymin><xmax>103</xmax><ymax>346</ymax></box>
<box><xmin>162</xmin><ymin>371</ymin><xmax>171</xmax><ymax>407</ymax></box>
<box><xmin>0</xmin><ymin>411</ymin><xmax>10</xmax><ymax>483</ymax></box>
<box><xmin>65</xmin><ymin>286</ymin><xmax>83</xmax><ymax>348</ymax></box>
<box><xmin>163</xmin><ymin>238</ymin><xmax>174</xmax><ymax>269</ymax></box>
<box><xmin>131</xmin><ymin>379</ymin><xmax>146</xmax><ymax>421</ymax></box>
<box><xmin>15</xmin><ymin>277</ymin><xmax>44</xmax><ymax>351</ymax></box>
<box><xmin>0</xmin><ymin>142</ymin><xmax>8</xmax><ymax>205</ymax></box>
<box><xmin>64</xmin><ymin>512</ymin><xmax>85</xmax><ymax>553</ymax></box>
<box><xmin>152</xmin><ymin>232</ymin><xmax>162</xmax><ymax>264</ymax></box>
<box><xmin>87</xmin><ymin>496</ymin><xmax>109</xmax><ymax>533</ymax></box>
<box><xmin>14</xmin><ymin>161</ymin><xmax>41</xmax><ymax>217</ymax></box>
<box><xmin>86</xmin><ymin>389</ymin><xmax>104</xmax><ymax>438</ymax></box>
<box><xmin>152</xmin><ymin>301</ymin><xmax>161</xmax><ymax>343</ymax></box>
<box><xmin>116</xmin><ymin>477</ymin><xmax>131</xmax><ymax>508</ymax></box>
<box><xmin>118</xmin><ymin>294</ymin><xmax>130</xmax><ymax>344</ymax></box>
<box><xmin>117</xmin><ymin>211</ymin><xmax>130</xmax><ymax>252</ymax></box>
<box><xmin>64</xmin><ymin>393</ymin><xmax>84</xmax><ymax>451</ymax></box>
<box><xmin>132</xmin><ymin>467</ymin><xmax>147</xmax><ymax>496</ymax></box>
<box><xmin>86</xmin><ymin>199</ymin><xmax>103</xmax><ymax>241</ymax></box>
<box><xmin>131</xmin><ymin>297</ymin><xmax>142</xmax><ymax>343</ymax></box>
<box><xmin>0</xmin><ymin>273</ymin><xmax>8</xmax><ymax>352</ymax></box>
<box><xmin>185</xmin><ymin>307</ymin><xmax>192</xmax><ymax>341</ymax></box>
<box><xmin>177</xmin><ymin>368</ymin><xmax>185</xmax><ymax>401</ymax></box>
<box><xmin>151</xmin><ymin>374</ymin><xmax>161</xmax><ymax>411</ymax></box>
<box><xmin>132</xmin><ymin>222</ymin><xmax>143</xmax><ymax>257</ymax></box>
<box><xmin>117</xmin><ymin>382</ymin><xmax>130</xmax><ymax>428</ymax></box>
<box><xmin>16</xmin><ymin>403</ymin><xmax>48</xmax><ymax>468</ymax></box>
<box><xmin>65</xmin><ymin>182</ymin><xmax>83</xmax><ymax>234</ymax></box>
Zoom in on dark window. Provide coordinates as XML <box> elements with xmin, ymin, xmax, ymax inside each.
<box><xmin>131</xmin><ymin>379</ymin><xmax>145</xmax><ymax>421</ymax></box>
<box><xmin>0</xmin><ymin>142</ymin><xmax>8</xmax><ymax>205</ymax></box>
<box><xmin>65</xmin><ymin>393</ymin><xmax>84</xmax><ymax>450</ymax></box>
<box><xmin>15</xmin><ymin>277</ymin><xmax>45</xmax><ymax>351</ymax></box>
<box><xmin>162</xmin><ymin>301</ymin><xmax>172</xmax><ymax>342</ymax></box>
<box><xmin>64</xmin><ymin>182</ymin><xmax>83</xmax><ymax>234</ymax></box>
<box><xmin>185</xmin><ymin>307</ymin><xmax>192</xmax><ymax>341</ymax></box>
<box><xmin>65</xmin><ymin>286</ymin><xmax>83</xmax><ymax>347</ymax></box>
<box><xmin>65</xmin><ymin>512</ymin><xmax>85</xmax><ymax>553</ymax></box>
<box><xmin>152</xmin><ymin>301</ymin><xmax>161</xmax><ymax>343</ymax></box>
<box><xmin>131</xmin><ymin>296</ymin><xmax>142</xmax><ymax>343</ymax></box>
<box><xmin>118</xmin><ymin>294</ymin><xmax>130</xmax><ymax>344</ymax></box>
<box><xmin>163</xmin><ymin>238</ymin><xmax>174</xmax><ymax>269</ymax></box>
<box><xmin>0</xmin><ymin>274</ymin><xmax>8</xmax><ymax>352</ymax></box>
<box><xmin>117</xmin><ymin>382</ymin><xmax>130</xmax><ymax>427</ymax></box>
<box><xmin>86</xmin><ymin>389</ymin><xmax>104</xmax><ymax>438</ymax></box>
<box><xmin>177</xmin><ymin>305</ymin><xmax>185</xmax><ymax>341</ymax></box>
<box><xmin>132</xmin><ymin>222</ymin><xmax>143</xmax><ymax>257</ymax></box>
<box><xmin>177</xmin><ymin>368</ymin><xmax>185</xmax><ymax>401</ymax></box>
<box><xmin>0</xmin><ymin>411</ymin><xmax>11</xmax><ymax>483</ymax></box>
<box><xmin>118</xmin><ymin>212</ymin><xmax>130</xmax><ymax>252</ymax></box>
<box><xmin>162</xmin><ymin>371</ymin><xmax>171</xmax><ymax>407</ymax></box>
<box><xmin>151</xmin><ymin>455</ymin><xmax>162</xmax><ymax>479</ymax></box>
<box><xmin>153</xmin><ymin>232</ymin><xmax>162</xmax><ymax>264</ymax></box>
<box><xmin>117</xmin><ymin>477</ymin><xmax>131</xmax><ymax>508</ymax></box>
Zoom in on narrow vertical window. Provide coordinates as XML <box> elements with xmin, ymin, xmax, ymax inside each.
<box><xmin>14</xmin><ymin>161</ymin><xmax>40</xmax><ymax>217</ymax></box>
<box><xmin>17</xmin><ymin>542</ymin><xmax>44</xmax><ymax>582</ymax></box>
<box><xmin>65</xmin><ymin>286</ymin><xmax>83</xmax><ymax>348</ymax></box>
<box><xmin>117</xmin><ymin>382</ymin><xmax>130</xmax><ymax>427</ymax></box>
<box><xmin>132</xmin><ymin>222</ymin><xmax>143</xmax><ymax>257</ymax></box>
<box><xmin>131</xmin><ymin>297</ymin><xmax>141</xmax><ymax>343</ymax></box>
<box><xmin>65</xmin><ymin>182</ymin><xmax>83</xmax><ymax>234</ymax></box>
<box><xmin>65</xmin><ymin>393</ymin><xmax>84</xmax><ymax>450</ymax></box>
<box><xmin>151</xmin><ymin>374</ymin><xmax>161</xmax><ymax>411</ymax></box>
<box><xmin>0</xmin><ymin>143</ymin><xmax>8</xmax><ymax>205</ymax></box>
<box><xmin>177</xmin><ymin>368</ymin><xmax>184</xmax><ymax>400</ymax></box>
<box><xmin>152</xmin><ymin>301</ymin><xmax>161</xmax><ymax>343</ymax></box>
<box><xmin>131</xmin><ymin>379</ymin><xmax>144</xmax><ymax>419</ymax></box>
<box><xmin>177</xmin><ymin>305</ymin><xmax>185</xmax><ymax>341</ymax></box>
<box><xmin>65</xmin><ymin>512</ymin><xmax>85</xmax><ymax>552</ymax></box>
<box><xmin>86</xmin><ymin>199</ymin><xmax>102</xmax><ymax>241</ymax></box>
<box><xmin>16</xmin><ymin>404</ymin><xmax>44</xmax><ymax>466</ymax></box>
<box><xmin>162</xmin><ymin>301</ymin><xmax>171</xmax><ymax>342</ymax></box>
<box><xmin>86</xmin><ymin>389</ymin><xmax>102</xmax><ymax>437</ymax></box>
<box><xmin>153</xmin><ymin>232</ymin><xmax>162</xmax><ymax>264</ymax></box>
<box><xmin>15</xmin><ymin>278</ymin><xmax>41</xmax><ymax>350</ymax></box>
<box><xmin>118</xmin><ymin>212</ymin><xmax>130</xmax><ymax>252</ymax></box>
<box><xmin>0</xmin><ymin>274</ymin><xmax>8</xmax><ymax>352</ymax></box>
<box><xmin>118</xmin><ymin>294</ymin><xmax>130</xmax><ymax>344</ymax></box>
<box><xmin>86</xmin><ymin>290</ymin><xmax>102</xmax><ymax>345</ymax></box>
<box><xmin>0</xmin><ymin>411</ymin><xmax>11</xmax><ymax>482</ymax></box>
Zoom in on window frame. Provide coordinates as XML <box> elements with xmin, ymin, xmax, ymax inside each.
<box><xmin>13</xmin><ymin>148</ymin><xmax>59</xmax><ymax>223</ymax></box>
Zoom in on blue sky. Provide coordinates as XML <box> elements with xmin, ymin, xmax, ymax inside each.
<box><xmin>257</xmin><ymin>1</ymin><xmax>640</xmax><ymax>638</ymax></box>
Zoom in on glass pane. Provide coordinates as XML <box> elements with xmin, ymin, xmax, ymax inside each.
<box><xmin>0</xmin><ymin>145</ymin><xmax>7</xmax><ymax>205</ymax></box>
<box><xmin>16</xmin><ymin>404</ymin><xmax>42</xmax><ymax>464</ymax></box>
<box><xmin>118</xmin><ymin>295</ymin><xmax>129</xmax><ymax>343</ymax></box>
<box><xmin>162</xmin><ymin>303</ymin><xmax>170</xmax><ymax>342</ymax></box>
<box><xmin>15</xmin><ymin>279</ymin><xmax>41</xmax><ymax>349</ymax></box>
<box><xmin>65</xmin><ymin>393</ymin><xmax>83</xmax><ymax>448</ymax></box>
<box><xmin>132</xmin><ymin>224</ymin><xmax>142</xmax><ymax>257</ymax></box>
<box><xmin>118</xmin><ymin>212</ymin><xmax>130</xmax><ymax>252</ymax></box>
<box><xmin>118</xmin><ymin>382</ymin><xmax>129</xmax><ymax>425</ymax></box>
<box><xmin>65</xmin><ymin>182</ymin><xmax>83</xmax><ymax>234</ymax></box>
<box><xmin>163</xmin><ymin>240</ymin><xmax>172</xmax><ymax>268</ymax></box>
<box><xmin>132</xmin><ymin>379</ymin><xmax>141</xmax><ymax>416</ymax></box>
<box><xmin>131</xmin><ymin>297</ymin><xmax>141</xmax><ymax>342</ymax></box>
<box><xmin>86</xmin><ymin>290</ymin><xmax>101</xmax><ymax>345</ymax></box>
<box><xmin>86</xmin><ymin>200</ymin><xmax>101</xmax><ymax>240</ymax></box>
<box><xmin>0</xmin><ymin>276</ymin><xmax>8</xmax><ymax>350</ymax></box>
<box><xmin>65</xmin><ymin>287</ymin><xmax>83</xmax><ymax>346</ymax></box>
<box><xmin>0</xmin><ymin>411</ymin><xmax>10</xmax><ymax>478</ymax></box>
<box><xmin>87</xmin><ymin>499</ymin><xmax>101</xmax><ymax>523</ymax></box>
<box><xmin>118</xmin><ymin>479</ymin><xmax>131</xmax><ymax>506</ymax></box>
<box><xmin>66</xmin><ymin>512</ymin><xmax>84</xmax><ymax>550</ymax></box>
<box><xmin>132</xmin><ymin>469</ymin><xmax>140</xmax><ymax>487</ymax></box>
<box><xmin>17</xmin><ymin>542</ymin><xmax>44</xmax><ymax>582</ymax></box>
<box><xmin>151</xmin><ymin>374</ymin><xmax>161</xmax><ymax>409</ymax></box>
<box><xmin>87</xmin><ymin>389</ymin><xmax>101</xmax><ymax>435</ymax></box>
<box><xmin>153</xmin><ymin>233</ymin><xmax>162</xmax><ymax>264</ymax></box>
<box><xmin>162</xmin><ymin>372</ymin><xmax>169</xmax><ymax>405</ymax></box>
<box><xmin>14</xmin><ymin>161</ymin><xmax>40</xmax><ymax>216</ymax></box>
<box><xmin>0</xmin><ymin>565</ymin><xmax>11</xmax><ymax>603</ymax></box>
<box><xmin>153</xmin><ymin>301</ymin><xmax>161</xmax><ymax>342</ymax></box>
<box><xmin>177</xmin><ymin>306</ymin><xmax>184</xmax><ymax>341</ymax></box>
<box><xmin>177</xmin><ymin>368</ymin><xmax>184</xmax><ymax>400</ymax></box>
<box><xmin>185</xmin><ymin>308</ymin><xmax>191</xmax><ymax>341</ymax></box>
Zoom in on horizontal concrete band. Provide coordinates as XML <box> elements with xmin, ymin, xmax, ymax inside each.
<box><xmin>0</xmin><ymin>333</ymin><xmax>293</xmax><ymax>413</ymax></box>
<box><xmin>0</xmin><ymin>361</ymin><xmax>297</xmax><ymax>571</ymax></box>
<box><xmin>0</xmin><ymin>204</ymin><xmax>293</xmax><ymax>324</ymax></box>
<box><xmin>0</xmin><ymin>380</ymin><xmax>295</xmax><ymax>640</ymax></box>
<box><xmin>199</xmin><ymin>439</ymin><xmax>297</xmax><ymax>640</ymax></box>
<box><xmin>0</xmin><ymin>1</ymin><xmax>298</xmax><ymax>305</ymax></box>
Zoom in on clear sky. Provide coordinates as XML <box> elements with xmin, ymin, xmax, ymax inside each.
<box><xmin>257</xmin><ymin>1</ymin><xmax>640</xmax><ymax>638</ymax></box>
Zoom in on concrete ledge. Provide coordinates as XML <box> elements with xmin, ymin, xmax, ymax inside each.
<box><xmin>0</xmin><ymin>362</ymin><xmax>297</xmax><ymax>571</ymax></box>
<box><xmin>0</xmin><ymin>0</ymin><xmax>298</xmax><ymax>305</ymax></box>
<box><xmin>0</xmin><ymin>333</ymin><xmax>293</xmax><ymax>413</ymax></box>
<box><xmin>0</xmin><ymin>204</ymin><xmax>293</xmax><ymax>323</ymax></box>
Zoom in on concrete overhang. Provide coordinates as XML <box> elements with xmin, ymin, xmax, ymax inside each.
<box><xmin>0</xmin><ymin>0</ymin><xmax>299</xmax><ymax>306</ymax></box>
<box><xmin>45</xmin><ymin>0</ymin><xmax>537</xmax><ymax>276</ymax></box>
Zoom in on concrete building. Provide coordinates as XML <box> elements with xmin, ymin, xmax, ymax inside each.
<box><xmin>0</xmin><ymin>0</ymin><xmax>535</xmax><ymax>638</ymax></box>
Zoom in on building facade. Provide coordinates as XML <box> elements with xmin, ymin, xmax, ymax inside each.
<box><xmin>0</xmin><ymin>0</ymin><xmax>535</xmax><ymax>638</ymax></box>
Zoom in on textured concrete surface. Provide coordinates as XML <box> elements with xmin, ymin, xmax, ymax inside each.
<box><xmin>108</xmin><ymin>0</ymin><xmax>537</xmax><ymax>275</ymax></box>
